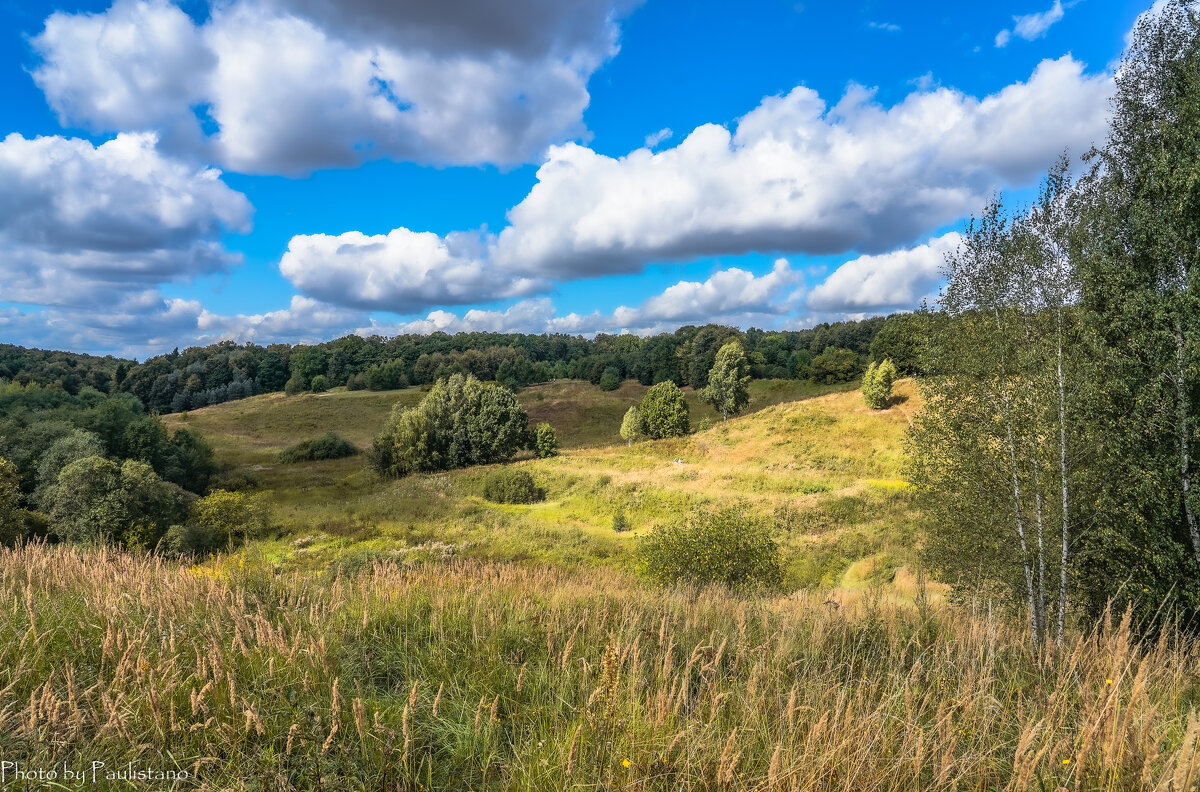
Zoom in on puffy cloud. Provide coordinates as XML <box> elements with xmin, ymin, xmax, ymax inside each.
<box><xmin>278</xmin><ymin>227</ymin><xmax>545</xmax><ymax>313</ymax></box>
<box><xmin>0</xmin><ymin>132</ymin><xmax>250</xmax><ymax>307</ymax></box>
<box><xmin>868</xmin><ymin>21</ymin><xmax>902</xmax><ymax>32</ymax></box>
<box><xmin>489</xmin><ymin>55</ymin><xmax>1111</xmax><ymax>278</ymax></box>
<box><xmin>807</xmin><ymin>233</ymin><xmax>960</xmax><ymax>312</ymax></box>
<box><xmin>614</xmin><ymin>259</ymin><xmax>802</xmax><ymax>326</ymax></box>
<box><xmin>371</xmin><ymin>262</ymin><xmax>804</xmax><ymax>338</ymax></box>
<box><xmin>31</xmin><ymin>0</ymin><xmax>636</xmax><ymax>174</ymax></box>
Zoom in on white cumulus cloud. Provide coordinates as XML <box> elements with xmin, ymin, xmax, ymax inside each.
<box><xmin>0</xmin><ymin>132</ymin><xmax>251</xmax><ymax>307</ymax></box>
<box><xmin>487</xmin><ymin>55</ymin><xmax>1110</xmax><ymax>278</ymax></box>
<box><xmin>31</xmin><ymin>0</ymin><xmax>637</xmax><ymax>174</ymax></box>
<box><xmin>807</xmin><ymin>233</ymin><xmax>960</xmax><ymax>312</ymax></box>
<box><xmin>278</xmin><ymin>227</ymin><xmax>546</xmax><ymax>312</ymax></box>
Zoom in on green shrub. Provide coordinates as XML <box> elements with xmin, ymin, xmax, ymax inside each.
<box><xmin>862</xmin><ymin>358</ymin><xmax>897</xmax><ymax>410</ymax></box>
<box><xmin>598</xmin><ymin>367</ymin><xmax>621</xmax><ymax>391</ymax></box>
<box><xmin>371</xmin><ymin>374</ymin><xmax>529</xmax><ymax>477</ymax></box>
<box><xmin>284</xmin><ymin>376</ymin><xmax>304</xmax><ymax>396</ymax></box>
<box><xmin>157</xmin><ymin>523</ymin><xmax>217</xmax><ymax>558</ymax></box>
<box><xmin>697</xmin><ymin>417</ymin><xmax>713</xmax><ymax>432</ymax></box>
<box><xmin>192</xmin><ymin>489</ymin><xmax>268</xmax><ymax>550</ymax></box>
<box><xmin>533</xmin><ymin>422</ymin><xmax>559</xmax><ymax>458</ymax></box>
<box><xmin>310</xmin><ymin>375</ymin><xmax>330</xmax><ymax>393</ymax></box>
<box><xmin>612</xmin><ymin>509</ymin><xmax>631</xmax><ymax>532</ymax></box>
<box><xmin>277</xmin><ymin>432</ymin><xmax>359</xmax><ymax>463</ymax></box>
<box><xmin>346</xmin><ymin>373</ymin><xmax>367</xmax><ymax>391</ymax></box>
<box><xmin>482</xmin><ymin>469</ymin><xmax>545</xmax><ymax>504</ymax></box>
<box><xmin>639</xmin><ymin>505</ymin><xmax>784</xmax><ymax>591</ymax></box>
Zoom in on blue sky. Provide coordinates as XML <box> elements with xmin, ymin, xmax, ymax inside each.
<box><xmin>0</xmin><ymin>0</ymin><xmax>1151</xmax><ymax>357</ymax></box>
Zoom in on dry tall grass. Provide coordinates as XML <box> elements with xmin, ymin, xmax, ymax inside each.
<box><xmin>1</xmin><ymin>543</ymin><xmax>1198</xmax><ymax>790</ymax></box>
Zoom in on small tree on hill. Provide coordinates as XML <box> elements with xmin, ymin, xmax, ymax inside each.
<box><xmin>533</xmin><ymin>422</ymin><xmax>559</xmax><ymax>458</ymax></box>
<box><xmin>193</xmin><ymin>489</ymin><xmax>269</xmax><ymax>551</ymax></box>
<box><xmin>371</xmin><ymin>374</ymin><xmax>529</xmax><ymax>477</ymax></box>
<box><xmin>862</xmin><ymin>358</ymin><xmax>897</xmax><ymax>410</ymax></box>
<box><xmin>620</xmin><ymin>406</ymin><xmax>643</xmax><ymax>446</ymax></box>
<box><xmin>700</xmin><ymin>340</ymin><xmax>750</xmax><ymax>420</ymax></box>
<box><xmin>638</xmin><ymin>381</ymin><xmax>690</xmax><ymax>439</ymax></box>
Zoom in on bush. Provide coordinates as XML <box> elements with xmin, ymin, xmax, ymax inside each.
<box><xmin>157</xmin><ymin>523</ymin><xmax>217</xmax><ymax>558</ymax></box>
<box><xmin>284</xmin><ymin>376</ymin><xmax>304</xmax><ymax>396</ymax></box>
<box><xmin>862</xmin><ymin>358</ymin><xmax>897</xmax><ymax>410</ymax></box>
<box><xmin>612</xmin><ymin>509</ymin><xmax>630</xmax><ymax>532</ymax></box>
<box><xmin>638</xmin><ymin>381</ymin><xmax>690</xmax><ymax>439</ymax></box>
<box><xmin>310</xmin><ymin>375</ymin><xmax>329</xmax><ymax>393</ymax></box>
<box><xmin>193</xmin><ymin>489</ymin><xmax>269</xmax><ymax>550</ymax></box>
<box><xmin>277</xmin><ymin>432</ymin><xmax>359</xmax><ymax>463</ymax></box>
<box><xmin>482</xmin><ymin>469</ymin><xmax>545</xmax><ymax>504</ymax></box>
<box><xmin>533</xmin><ymin>422</ymin><xmax>558</xmax><ymax>458</ymax></box>
<box><xmin>371</xmin><ymin>374</ymin><xmax>529</xmax><ymax>477</ymax></box>
<box><xmin>697</xmin><ymin>417</ymin><xmax>713</xmax><ymax>432</ymax></box>
<box><xmin>346</xmin><ymin>373</ymin><xmax>367</xmax><ymax>391</ymax></box>
<box><xmin>639</xmin><ymin>505</ymin><xmax>784</xmax><ymax>591</ymax></box>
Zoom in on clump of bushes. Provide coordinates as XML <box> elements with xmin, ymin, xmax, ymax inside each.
<box><xmin>639</xmin><ymin>505</ymin><xmax>783</xmax><ymax>591</ymax></box>
<box><xmin>277</xmin><ymin>432</ymin><xmax>359</xmax><ymax>463</ymax></box>
<box><xmin>482</xmin><ymin>469</ymin><xmax>545</xmax><ymax>504</ymax></box>
<box><xmin>862</xmin><ymin>358</ymin><xmax>897</xmax><ymax>410</ymax></box>
<box><xmin>371</xmin><ymin>374</ymin><xmax>530</xmax><ymax>478</ymax></box>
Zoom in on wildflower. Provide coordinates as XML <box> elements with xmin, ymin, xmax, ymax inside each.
<box><xmin>622</xmin><ymin>758</ymin><xmax>631</xmax><ymax>769</ymax></box>
<box><xmin>1106</xmin><ymin>679</ymin><xmax>1113</xmax><ymax>685</ymax></box>
<box><xmin>1062</xmin><ymin>758</ymin><xmax>1071</xmax><ymax>765</ymax></box>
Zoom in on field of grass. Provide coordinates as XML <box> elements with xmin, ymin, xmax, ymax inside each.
<box><xmin>162</xmin><ymin>378</ymin><xmax>916</xmax><ymax>593</ymax></box>
<box><xmin>2</xmin><ymin>543</ymin><xmax>1197</xmax><ymax>791</ymax></box>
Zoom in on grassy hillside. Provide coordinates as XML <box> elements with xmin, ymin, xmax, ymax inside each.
<box><xmin>2</xmin><ymin>543</ymin><xmax>1196</xmax><ymax>791</ymax></box>
<box><xmin>164</xmin><ymin>378</ymin><xmax>916</xmax><ymax>593</ymax></box>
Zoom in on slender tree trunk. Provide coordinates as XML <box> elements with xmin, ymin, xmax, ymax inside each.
<box><xmin>1056</xmin><ymin>307</ymin><xmax>1070</xmax><ymax>646</ymax></box>
<box><xmin>1175</xmin><ymin>325</ymin><xmax>1200</xmax><ymax>566</ymax></box>
<box><xmin>996</xmin><ymin>311</ymin><xmax>1040</xmax><ymax>645</ymax></box>
<box><xmin>1031</xmin><ymin>458</ymin><xmax>1047</xmax><ymax>642</ymax></box>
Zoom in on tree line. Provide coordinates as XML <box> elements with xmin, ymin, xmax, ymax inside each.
<box><xmin>2</xmin><ymin>316</ymin><xmax>903</xmax><ymax>414</ymax></box>
<box><xmin>911</xmin><ymin>0</ymin><xmax>1200</xmax><ymax>641</ymax></box>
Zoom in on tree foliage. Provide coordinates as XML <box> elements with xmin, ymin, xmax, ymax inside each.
<box><xmin>637</xmin><ymin>381</ymin><xmax>691</xmax><ymax>439</ymax></box>
<box><xmin>619</xmin><ymin>406</ymin><xmax>643</xmax><ymax>446</ymax></box>
<box><xmin>862</xmin><ymin>359</ymin><xmax>897</xmax><ymax>410</ymax></box>
<box><xmin>371</xmin><ymin>374</ymin><xmax>530</xmax><ymax>477</ymax></box>
<box><xmin>700</xmin><ymin>341</ymin><xmax>751</xmax><ymax>420</ymax></box>
<box><xmin>533</xmin><ymin>422</ymin><xmax>559</xmax><ymax>458</ymax></box>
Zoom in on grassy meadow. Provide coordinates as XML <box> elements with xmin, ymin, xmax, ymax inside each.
<box><xmin>3</xmin><ymin>544</ymin><xmax>1199</xmax><ymax>791</ymax></box>
<box><xmin>162</xmin><ymin>378</ymin><xmax>912</xmax><ymax>592</ymax></box>
<box><xmin>7</xmin><ymin>376</ymin><xmax>1198</xmax><ymax>790</ymax></box>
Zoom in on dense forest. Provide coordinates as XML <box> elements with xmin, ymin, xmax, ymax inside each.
<box><xmin>0</xmin><ymin>316</ymin><xmax>909</xmax><ymax>413</ymax></box>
